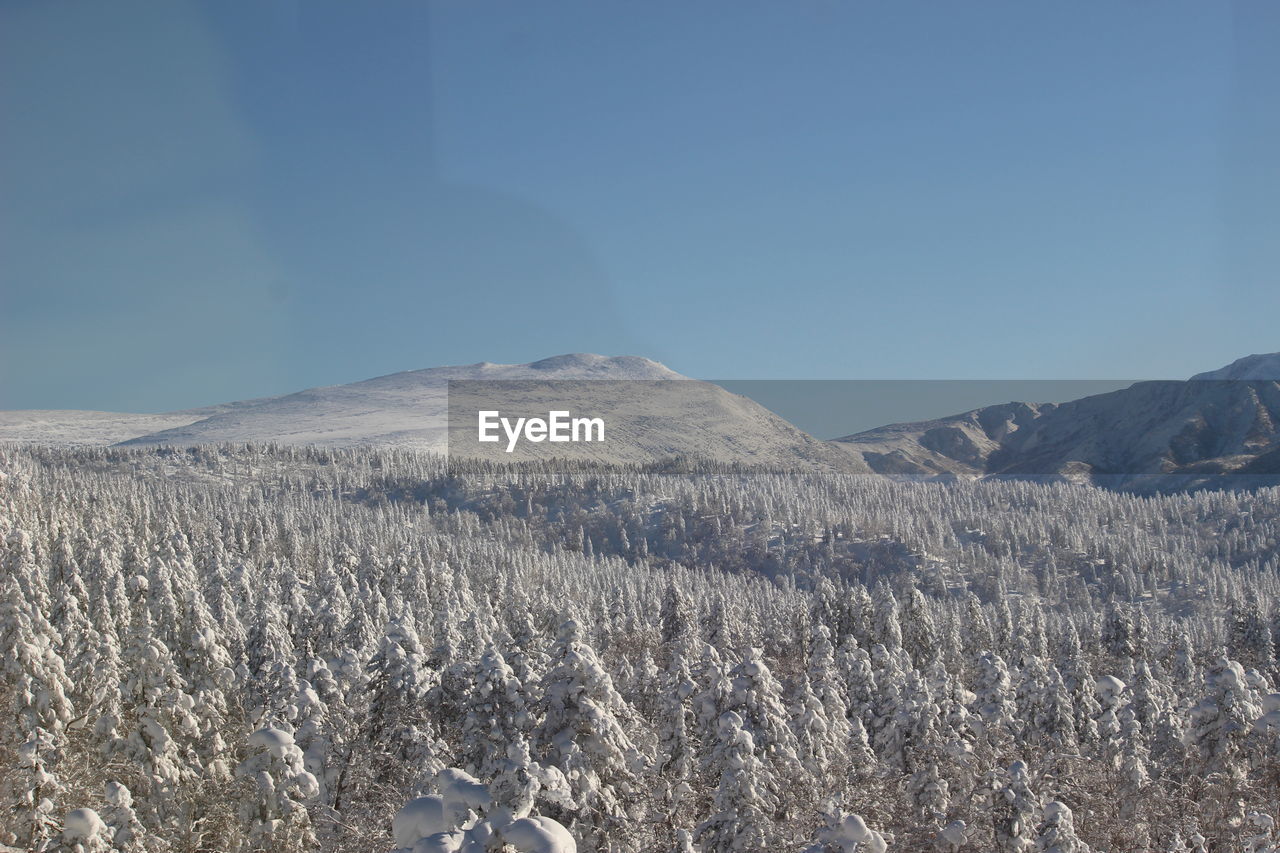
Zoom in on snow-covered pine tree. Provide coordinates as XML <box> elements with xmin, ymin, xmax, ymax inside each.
<box><xmin>695</xmin><ymin>710</ymin><xmax>778</xmax><ymax>853</ymax></box>
<box><xmin>0</xmin><ymin>574</ymin><xmax>74</xmax><ymax>850</ymax></box>
<box><xmin>461</xmin><ymin>645</ymin><xmax>529</xmax><ymax>781</ymax></box>
<box><xmin>1035</xmin><ymin>801</ymin><xmax>1090</xmax><ymax>853</ymax></box>
<box><xmin>235</xmin><ymin>727</ymin><xmax>319</xmax><ymax>852</ymax></box>
<box><xmin>990</xmin><ymin>761</ymin><xmax>1040</xmax><ymax>852</ymax></box>
<box><xmin>365</xmin><ymin>618</ymin><xmax>443</xmax><ymax>791</ymax></box>
<box><xmin>535</xmin><ymin>617</ymin><xmax>643</xmax><ymax>851</ymax></box>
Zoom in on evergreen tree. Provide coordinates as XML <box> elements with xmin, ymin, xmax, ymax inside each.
<box><xmin>1035</xmin><ymin>801</ymin><xmax>1090</xmax><ymax>853</ymax></box>
<box><xmin>236</xmin><ymin>727</ymin><xmax>319</xmax><ymax>852</ymax></box>
<box><xmin>695</xmin><ymin>711</ymin><xmax>778</xmax><ymax>853</ymax></box>
<box><xmin>535</xmin><ymin>618</ymin><xmax>642</xmax><ymax>851</ymax></box>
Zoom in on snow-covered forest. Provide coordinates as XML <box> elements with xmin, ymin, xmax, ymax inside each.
<box><xmin>3</xmin><ymin>444</ymin><xmax>1280</xmax><ymax>852</ymax></box>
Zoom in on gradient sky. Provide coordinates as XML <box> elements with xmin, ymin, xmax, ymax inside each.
<box><xmin>2</xmin><ymin>0</ymin><xmax>1277</xmax><ymax>411</ymax></box>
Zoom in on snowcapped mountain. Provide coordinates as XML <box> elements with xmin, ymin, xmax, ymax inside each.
<box><xmin>834</xmin><ymin>354</ymin><xmax>1280</xmax><ymax>490</ymax></box>
<box><xmin>1191</xmin><ymin>352</ymin><xmax>1280</xmax><ymax>380</ymax></box>
<box><xmin>8</xmin><ymin>351</ymin><xmax>1279</xmax><ymax>486</ymax></box>
<box><xmin>113</xmin><ymin>354</ymin><xmax>683</xmax><ymax>453</ymax></box>
<box><xmin>1</xmin><ymin>354</ymin><xmax>866</xmax><ymax>471</ymax></box>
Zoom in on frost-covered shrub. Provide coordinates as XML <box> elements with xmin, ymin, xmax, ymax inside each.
<box><xmin>802</xmin><ymin>810</ymin><xmax>890</xmax><ymax>853</ymax></box>
<box><xmin>388</xmin><ymin>767</ymin><xmax>575</xmax><ymax>853</ymax></box>
<box><xmin>236</xmin><ymin>727</ymin><xmax>318</xmax><ymax>850</ymax></box>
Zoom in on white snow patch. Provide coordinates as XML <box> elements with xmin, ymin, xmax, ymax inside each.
<box><xmin>500</xmin><ymin>816</ymin><xmax>577</xmax><ymax>853</ymax></box>
<box><xmin>393</xmin><ymin>796</ymin><xmax>447</xmax><ymax>848</ymax></box>
<box><xmin>63</xmin><ymin>807</ymin><xmax>107</xmax><ymax>841</ymax></box>
<box><xmin>247</xmin><ymin>727</ymin><xmax>295</xmax><ymax>758</ymax></box>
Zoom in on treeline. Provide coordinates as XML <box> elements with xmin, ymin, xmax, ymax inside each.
<box><xmin>2</xmin><ymin>445</ymin><xmax>1280</xmax><ymax>851</ymax></box>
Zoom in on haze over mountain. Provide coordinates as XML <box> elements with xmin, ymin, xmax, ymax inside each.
<box><xmin>834</xmin><ymin>354</ymin><xmax>1280</xmax><ymax>491</ymax></box>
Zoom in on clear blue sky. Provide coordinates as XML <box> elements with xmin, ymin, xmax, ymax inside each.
<box><xmin>2</xmin><ymin>0</ymin><xmax>1277</xmax><ymax>411</ymax></box>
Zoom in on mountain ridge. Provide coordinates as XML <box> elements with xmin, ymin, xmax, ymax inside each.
<box><xmin>1191</xmin><ymin>352</ymin><xmax>1280</xmax><ymax>381</ymax></box>
<box><xmin>833</xmin><ymin>355</ymin><xmax>1280</xmax><ymax>490</ymax></box>
<box><xmin>4</xmin><ymin>351</ymin><xmax>1279</xmax><ymax>488</ymax></box>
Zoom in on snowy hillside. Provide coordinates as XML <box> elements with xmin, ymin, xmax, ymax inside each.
<box><xmin>1192</xmin><ymin>352</ymin><xmax>1280</xmax><ymax>380</ymax></box>
<box><xmin>0</xmin><ymin>410</ymin><xmax>206</xmax><ymax>447</ymax></box>
<box><xmin>0</xmin><ymin>354</ymin><xmax>866</xmax><ymax>472</ymax></box>
<box><xmin>0</xmin><ymin>355</ymin><xmax>678</xmax><ymax>449</ymax></box>
<box><xmin>115</xmin><ymin>355</ymin><xmax>684</xmax><ymax>453</ymax></box>
<box><xmin>834</xmin><ymin>354</ymin><xmax>1280</xmax><ymax>490</ymax></box>
<box><xmin>0</xmin><ymin>399</ymin><xmax>266</xmax><ymax>447</ymax></box>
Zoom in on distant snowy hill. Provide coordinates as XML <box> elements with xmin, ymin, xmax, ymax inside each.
<box><xmin>834</xmin><ymin>354</ymin><xmax>1280</xmax><ymax>490</ymax></box>
<box><xmin>0</xmin><ymin>399</ymin><xmax>266</xmax><ymax>447</ymax></box>
<box><xmin>0</xmin><ymin>410</ymin><xmax>206</xmax><ymax>447</ymax></box>
<box><xmin>8</xmin><ymin>351</ymin><xmax>1280</xmax><ymax>486</ymax></box>
<box><xmin>1191</xmin><ymin>352</ymin><xmax>1280</xmax><ymax>380</ymax></box>
<box><xmin>0</xmin><ymin>354</ymin><xmax>867</xmax><ymax>472</ymax></box>
<box><xmin>115</xmin><ymin>355</ymin><xmax>682</xmax><ymax>453</ymax></box>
